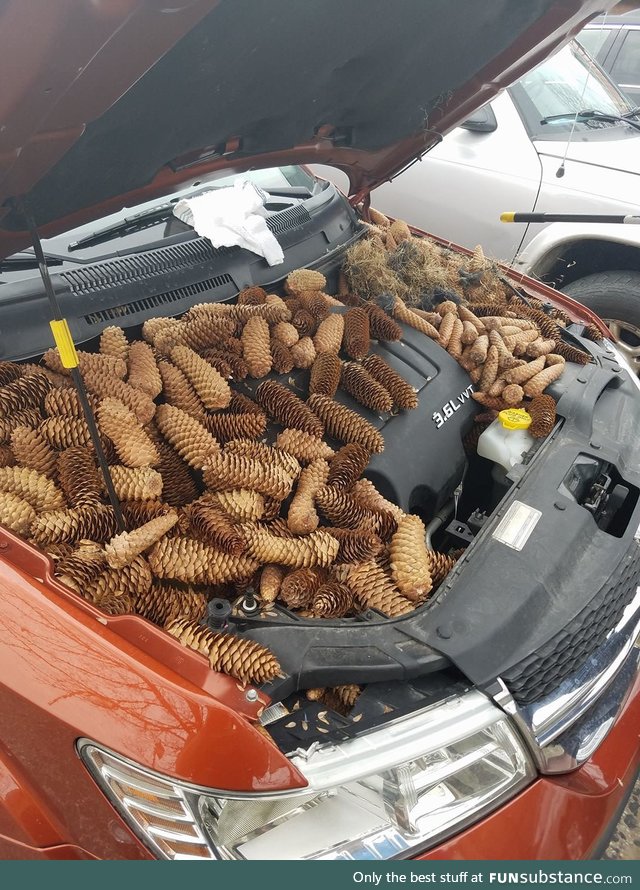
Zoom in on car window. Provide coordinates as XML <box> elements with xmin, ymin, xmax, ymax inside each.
<box><xmin>577</xmin><ymin>28</ymin><xmax>612</xmax><ymax>59</ymax></box>
<box><xmin>610</xmin><ymin>29</ymin><xmax>640</xmax><ymax>85</ymax></box>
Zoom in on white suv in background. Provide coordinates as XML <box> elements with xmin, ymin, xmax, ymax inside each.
<box><xmin>372</xmin><ymin>42</ymin><xmax>640</xmax><ymax>373</ymax></box>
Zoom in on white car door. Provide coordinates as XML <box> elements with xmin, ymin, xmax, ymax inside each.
<box><xmin>371</xmin><ymin>91</ymin><xmax>543</xmax><ymax>264</ymax></box>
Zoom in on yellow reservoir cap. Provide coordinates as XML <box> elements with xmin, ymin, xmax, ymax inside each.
<box><xmin>498</xmin><ymin>408</ymin><xmax>532</xmax><ymax>430</ymax></box>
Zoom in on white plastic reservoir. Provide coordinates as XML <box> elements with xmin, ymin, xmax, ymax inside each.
<box><xmin>477</xmin><ymin>408</ymin><xmax>535</xmax><ymax>474</ymax></box>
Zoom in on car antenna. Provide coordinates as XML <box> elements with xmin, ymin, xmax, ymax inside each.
<box><xmin>16</xmin><ymin>199</ymin><xmax>126</xmax><ymax>533</ymax></box>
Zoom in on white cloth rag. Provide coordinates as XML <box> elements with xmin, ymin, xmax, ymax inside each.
<box><xmin>173</xmin><ymin>179</ymin><xmax>284</xmax><ymax>266</ymax></box>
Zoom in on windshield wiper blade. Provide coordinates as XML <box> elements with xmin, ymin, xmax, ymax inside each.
<box><xmin>540</xmin><ymin>109</ymin><xmax>640</xmax><ymax>132</ymax></box>
<box><xmin>68</xmin><ymin>202</ymin><xmax>177</xmax><ymax>252</ymax></box>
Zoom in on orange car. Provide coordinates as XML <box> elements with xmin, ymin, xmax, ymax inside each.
<box><xmin>0</xmin><ymin>0</ymin><xmax>638</xmax><ymax>861</ymax></box>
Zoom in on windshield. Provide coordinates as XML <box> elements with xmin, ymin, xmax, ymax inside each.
<box><xmin>509</xmin><ymin>42</ymin><xmax>634</xmax><ymax>139</ymax></box>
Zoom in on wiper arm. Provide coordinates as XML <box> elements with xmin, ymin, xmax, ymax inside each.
<box><xmin>622</xmin><ymin>106</ymin><xmax>640</xmax><ymax>119</ymax></box>
<box><xmin>68</xmin><ymin>202</ymin><xmax>177</xmax><ymax>252</ymax></box>
<box><xmin>540</xmin><ymin>109</ymin><xmax>640</xmax><ymax>132</ymax></box>
<box><xmin>0</xmin><ymin>250</ymin><xmax>63</xmax><ymax>270</ymax></box>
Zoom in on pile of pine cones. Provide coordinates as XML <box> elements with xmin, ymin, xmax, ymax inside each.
<box><xmin>0</xmin><ymin>229</ymin><xmax>584</xmax><ymax>697</ymax></box>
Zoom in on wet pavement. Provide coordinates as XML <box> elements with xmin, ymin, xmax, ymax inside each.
<box><xmin>604</xmin><ymin>775</ymin><xmax>640</xmax><ymax>860</ymax></box>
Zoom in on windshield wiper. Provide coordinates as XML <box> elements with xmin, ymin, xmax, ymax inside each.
<box><xmin>540</xmin><ymin>109</ymin><xmax>640</xmax><ymax>132</ymax></box>
<box><xmin>0</xmin><ymin>250</ymin><xmax>63</xmax><ymax>270</ymax></box>
<box><xmin>67</xmin><ymin>202</ymin><xmax>178</xmax><ymax>252</ymax></box>
<box><xmin>622</xmin><ymin>107</ymin><xmax>640</xmax><ymax>119</ymax></box>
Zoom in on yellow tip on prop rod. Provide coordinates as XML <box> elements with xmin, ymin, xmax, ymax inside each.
<box><xmin>501</xmin><ymin>211</ymin><xmax>640</xmax><ymax>224</ymax></box>
<box><xmin>49</xmin><ymin>319</ymin><xmax>78</xmax><ymax>369</ymax></box>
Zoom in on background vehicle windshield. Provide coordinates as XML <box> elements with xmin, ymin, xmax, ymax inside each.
<box><xmin>509</xmin><ymin>42</ymin><xmax>634</xmax><ymax>139</ymax></box>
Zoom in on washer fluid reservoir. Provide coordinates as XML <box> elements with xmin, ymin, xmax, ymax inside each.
<box><xmin>477</xmin><ymin>408</ymin><xmax>534</xmax><ymax>473</ymax></box>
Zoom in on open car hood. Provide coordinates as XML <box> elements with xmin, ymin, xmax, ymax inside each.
<box><xmin>0</xmin><ymin>0</ymin><xmax>610</xmax><ymax>258</ymax></box>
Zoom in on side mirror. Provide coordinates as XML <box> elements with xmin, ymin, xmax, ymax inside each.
<box><xmin>460</xmin><ymin>104</ymin><xmax>497</xmax><ymax>132</ymax></box>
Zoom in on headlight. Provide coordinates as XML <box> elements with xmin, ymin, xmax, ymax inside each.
<box><xmin>78</xmin><ymin>690</ymin><xmax>534</xmax><ymax>860</ymax></box>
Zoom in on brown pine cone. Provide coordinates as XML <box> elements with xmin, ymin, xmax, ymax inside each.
<box><xmin>165</xmin><ymin>616</ymin><xmax>281</xmax><ymax>684</ymax></box>
<box><xmin>201</xmin><ymin>347</ymin><xmax>248</xmax><ymax>381</ymax></box>
<box><xmin>392</xmin><ymin>299</ymin><xmax>439</xmax><ymax>339</ymax></box>
<box><xmin>351</xmin><ymin>478</ymin><xmax>405</xmax><ymax>521</ymax></box>
<box><xmin>291</xmin><ymin>309</ymin><xmax>316</xmax><ymax>338</ymax></box>
<box><xmin>297</xmin><ymin>290</ymin><xmax>331</xmax><ymax>318</ymax></box>
<box><xmin>279</xmin><ymin>567</ymin><xmax>326</xmax><ymax>608</ymax></box>
<box><xmin>0</xmin><ymin>372</ymin><xmax>52</xmax><ymax>418</ymax></box>
<box><xmin>342</xmin><ymin>308</ymin><xmax>370</xmax><ymax>360</ymax></box>
<box><xmin>155</xmin><ymin>404</ymin><xmax>220</xmax><ymax>469</ymax></box>
<box><xmin>135</xmin><ymin>583</ymin><xmax>207</xmax><ymax>626</ymax></box>
<box><xmin>327</xmin><ymin>443</ymin><xmax>370</xmax><ymax>490</ymax></box>
<box><xmin>57</xmin><ymin>447</ymin><xmax>103</xmax><ymax>508</ymax></box>
<box><xmin>390</xmin><ymin>514</ymin><xmax>432</xmax><ymax>601</ymax></box>
<box><xmin>321</xmin><ymin>526</ymin><xmax>383</xmax><ymax>564</ymax></box>
<box><xmin>43</xmin><ymin>349</ymin><xmax>127</xmax><ymax>380</ymax></box>
<box><xmin>204</xmin><ymin>410</ymin><xmax>266</xmax><ymax>443</ymax></box>
<box><xmin>127</xmin><ymin>341</ymin><xmax>162</xmax><ymax>398</ymax></box>
<box><xmin>188</xmin><ymin>499</ymin><xmax>246</xmax><ymax>554</ymax></box>
<box><xmin>213</xmin><ymin>489</ymin><xmax>265</xmax><ymax>521</ymax></box>
<box><xmin>120</xmin><ymin>499</ymin><xmax>174</xmax><ymax>530</ymax></box>
<box><xmin>438</xmin><ymin>312</ymin><xmax>456</xmax><ymax>348</ymax></box>
<box><xmin>158</xmin><ymin>360</ymin><xmax>205</xmax><ymax>420</ymax></box>
<box><xmin>109</xmin><ymin>466</ymin><xmax>163</xmax><ymax>501</ymax></box>
<box><xmin>363</xmin><ymin>304</ymin><xmax>403</xmax><ymax>342</ymax></box>
<box><xmin>0</xmin><ymin>465</ymin><xmax>65</xmax><ymax>512</ymax></box>
<box><xmin>0</xmin><ymin>445</ymin><xmax>15</xmax><ymax>468</ymax></box>
<box><xmin>429</xmin><ymin>551</ymin><xmax>458</xmax><ymax>588</ymax></box>
<box><xmin>203</xmin><ymin>450</ymin><xmax>294</xmax><ymax>500</ymax></box>
<box><xmin>241</xmin><ymin>316</ymin><xmax>272</xmax><ymax>378</ymax></box>
<box><xmin>55</xmin><ymin>543</ymin><xmax>108</xmax><ymax>591</ymax></box>
<box><xmin>90</xmin><ymin>590</ymin><xmax>134</xmax><ymax>616</ymax></box>
<box><xmin>0</xmin><ymin>492</ymin><xmax>36</xmax><ymax>535</ymax></box>
<box><xmin>361</xmin><ymin>354</ymin><xmax>417</xmax><ymax>410</ymax></box>
<box><xmin>322</xmin><ymin>684</ymin><xmax>362</xmax><ymax>715</ymax></box>
<box><xmin>244</xmin><ymin>527</ymin><xmax>339</xmax><ymax>569</ymax></box>
<box><xmin>237</xmin><ymin>286</ymin><xmax>267</xmax><ymax>305</ymax></box>
<box><xmin>528</xmin><ymin>393</ymin><xmax>557</xmax><ymax>438</ymax></box>
<box><xmin>40</xmin><ymin>416</ymin><xmax>94</xmax><ymax>450</ymax></box>
<box><xmin>344</xmin><ymin>562</ymin><xmax>415</xmax><ymax>617</ymax></box>
<box><xmin>256</xmin><ymin>381</ymin><xmax>324</xmax><ymax>437</ymax></box>
<box><xmin>86</xmin><ymin>556</ymin><xmax>152</xmax><ymax>604</ymax></box>
<box><xmin>0</xmin><ymin>362</ymin><xmax>22</xmax><ymax>388</ymax></box>
<box><xmin>225</xmin><ymin>439</ymin><xmax>300</xmax><ymax>479</ymax></box>
<box><xmin>146</xmin><ymin>424</ymin><xmax>199</xmax><ymax>507</ymax></box>
<box><xmin>97</xmin><ymin>398</ymin><xmax>159</xmax><ymax>468</ymax></box>
<box><xmin>271</xmin><ymin>322</ymin><xmax>299</xmax><ymax>347</ymax></box>
<box><xmin>503</xmin><ymin>356</ymin><xmax>546</xmax><ymax>386</ymax></box>
<box><xmin>307</xmin><ymin>394</ymin><xmax>384</xmax><ymax>453</ymax></box>
<box><xmin>290</xmin><ymin>336</ymin><xmax>316</xmax><ymax>369</ymax></box>
<box><xmin>100</xmin><ymin>326</ymin><xmax>129</xmax><ymax>363</ymax></box>
<box><xmin>285</xmin><ymin>269</ymin><xmax>326</xmax><ymax>295</ymax></box>
<box><xmin>522</xmin><ymin>360</ymin><xmax>565</xmax><ymax>397</ymax></box>
<box><xmin>259</xmin><ymin>565</ymin><xmax>284</xmax><ymax>604</ymax></box>
<box><xmin>340</xmin><ymin>362</ymin><xmax>393</xmax><ymax>413</ymax></box>
<box><xmin>105</xmin><ymin>511</ymin><xmax>179</xmax><ymax>568</ymax></box>
<box><xmin>552</xmin><ymin>340</ymin><xmax>590</xmax><ymax>365</ymax></box>
<box><xmin>275</xmin><ymin>428</ymin><xmax>335</xmax><ymax>464</ymax></box>
<box><xmin>315</xmin><ymin>486</ymin><xmax>394</xmax><ymax>539</ymax></box>
<box><xmin>183</xmin><ymin>315</ymin><xmax>237</xmax><ymax>352</ymax></box>
<box><xmin>270</xmin><ymin>340</ymin><xmax>295</xmax><ymax>374</ymax></box>
<box><xmin>309</xmin><ymin>353</ymin><xmax>342</xmax><ymax>398</ymax></box>
<box><xmin>287</xmin><ymin>458</ymin><xmax>329</xmax><ymax>534</ymax></box>
<box><xmin>310</xmin><ymin>581</ymin><xmax>354</xmax><ymax>618</ymax></box>
<box><xmin>43</xmin><ymin>388</ymin><xmax>98</xmax><ymax>419</ymax></box>
<box><xmin>10</xmin><ymin>426</ymin><xmax>57</xmax><ymax>478</ymax></box>
<box><xmin>0</xmin><ymin>409</ymin><xmax>43</xmax><ymax>445</ymax></box>
<box><xmin>31</xmin><ymin>504</ymin><xmax>117</xmax><ymax>546</ymax></box>
<box><xmin>313</xmin><ymin>313</ymin><xmax>345</xmax><ymax>355</ymax></box>
<box><xmin>141</xmin><ymin>316</ymin><xmax>181</xmax><ymax>345</ymax></box>
<box><xmin>584</xmin><ymin>323</ymin><xmax>604</xmax><ymax>343</ymax></box>
<box><xmin>81</xmin><ymin>368</ymin><xmax>155</xmax><ymax>424</ymax></box>
<box><xmin>170</xmin><ymin>345</ymin><xmax>231</xmax><ymax>409</ymax></box>
<box><xmin>149</xmin><ymin>536</ymin><xmax>258</xmax><ymax>584</ymax></box>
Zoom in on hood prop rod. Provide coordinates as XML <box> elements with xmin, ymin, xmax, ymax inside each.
<box><xmin>20</xmin><ymin>203</ymin><xmax>125</xmax><ymax>532</ymax></box>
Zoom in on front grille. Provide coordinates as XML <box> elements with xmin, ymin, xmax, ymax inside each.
<box><xmin>83</xmin><ymin>275</ymin><xmax>233</xmax><ymax>325</ymax></box>
<box><xmin>503</xmin><ymin>542</ymin><xmax>640</xmax><ymax>704</ymax></box>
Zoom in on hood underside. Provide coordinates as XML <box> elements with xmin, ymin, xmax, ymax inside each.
<box><xmin>0</xmin><ymin>0</ymin><xmax>609</xmax><ymax>257</ymax></box>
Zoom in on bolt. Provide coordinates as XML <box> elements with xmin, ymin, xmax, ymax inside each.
<box><xmin>436</xmin><ymin>624</ymin><xmax>453</xmax><ymax>640</ymax></box>
<box><xmin>245</xmin><ymin>689</ymin><xmax>258</xmax><ymax>702</ymax></box>
<box><xmin>554</xmin><ymin>501</ymin><xmax>566</xmax><ymax>511</ymax></box>
<box><xmin>577</xmin><ymin>376</ymin><xmax>587</xmax><ymax>384</ymax></box>
<box><xmin>612</xmin><ymin>366</ymin><xmax>621</xmax><ymax>373</ymax></box>
<box><xmin>0</xmin><ymin>540</ymin><xmax>8</xmax><ymax>551</ymax></box>
<box><xmin>590</xmin><ymin>442</ymin><xmax>601</xmax><ymax>450</ymax></box>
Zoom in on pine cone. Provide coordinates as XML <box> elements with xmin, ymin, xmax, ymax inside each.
<box><xmin>170</xmin><ymin>345</ymin><xmax>231</xmax><ymax>409</ymax></box>
<box><xmin>584</xmin><ymin>323</ymin><xmax>604</xmax><ymax>343</ymax></box>
<box><xmin>307</xmin><ymin>394</ymin><xmax>384</xmax><ymax>453</ymax></box>
<box><xmin>321</xmin><ymin>526</ymin><xmax>383</xmax><ymax>564</ymax></box>
<box><xmin>0</xmin><ymin>409</ymin><xmax>43</xmax><ymax>445</ymax></box>
<box><xmin>100</xmin><ymin>326</ymin><xmax>129</xmax><ymax>363</ymax></box>
<box><xmin>135</xmin><ymin>583</ymin><xmax>207</xmax><ymax>626</ymax></box>
<box><xmin>0</xmin><ymin>492</ymin><xmax>36</xmax><ymax>535</ymax></box>
<box><xmin>313</xmin><ymin>313</ymin><xmax>345</xmax><ymax>355</ymax></box>
<box><xmin>392</xmin><ymin>299</ymin><xmax>439</xmax><ymax>339</ymax></box>
<box><xmin>213</xmin><ymin>489</ymin><xmax>265</xmax><ymax>521</ymax></box>
<box><xmin>149</xmin><ymin>536</ymin><xmax>258</xmax><ymax>584</ymax></box>
<box><xmin>244</xmin><ymin>527</ymin><xmax>339</xmax><ymax>568</ymax></box>
<box><xmin>127</xmin><ymin>341</ymin><xmax>162</xmax><ymax>398</ymax></box>
<box><xmin>43</xmin><ymin>388</ymin><xmax>97</xmax><ymax>419</ymax></box>
<box><xmin>203</xmin><ymin>451</ymin><xmax>294</xmax><ymax>500</ymax></box>
<box><xmin>360</xmin><ymin>354</ymin><xmax>417</xmax><ymax>410</ymax></box>
<box><xmin>553</xmin><ymin>340</ymin><xmax>590</xmax><ymax>365</ymax></box>
<box><xmin>363</xmin><ymin>304</ymin><xmax>402</xmax><ymax>342</ymax></box>
<box><xmin>297</xmin><ymin>291</ymin><xmax>331</xmax><ymax>320</ymax></box>
<box><xmin>344</xmin><ymin>562</ymin><xmax>414</xmax><ymax>617</ymax></box>
<box><xmin>225</xmin><ymin>439</ymin><xmax>300</xmax><ymax>480</ymax></box>
<box><xmin>259</xmin><ymin>565</ymin><xmax>284</xmax><ymax>604</ymax></box>
<box><xmin>478</xmin><ymin>345</ymin><xmax>500</xmax><ymax>392</ymax></box>
<box><xmin>429</xmin><ymin>551</ymin><xmax>458</xmax><ymax>587</ymax></box>
<box><xmin>287</xmin><ymin>458</ymin><xmax>329</xmax><ymax>534</ymax></box>
<box><xmin>155</xmin><ymin>404</ymin><xmax>219</xmax><ymax>469</ymax></box>
<box><xmin>256</xmin><ymin>381</ymin><xmax>324</xmax><ymax>437</ymax></box>
<box><xmin>279</xmin><ymin>567</ymin><xmax>326</xmax><ymax>608</ymax></box>
<box><xmin>120</xmin><ymin>499</ymin><xmax>174</xmax><ymax>530</ymax></box>
<box><xmin>142</xmin><ymin>316</ymin><xmax>181</xmax><ymax>345</ymax></box>
<box><xmin>286</xmin><ymin>268</ymin><xmax>326</xmax><ymax>295</ymax></box>
<box><xmin>316</xmin><ymin>485</ymin><xmax>394</xmax><ymax>538</ymax></box>
<box><xmin>290</xmin><ymin>309</ymin><xmax>315</xmax><ymax>338</ymax></box>
<box><xmin>0</xmin><ymin>362</ymin><xmax>22</xmax><ymax>388</ymax></box>
<box><xmin>0</xmin><ymin>372</ymin><xmax>51</xmax><ymax>418</ymax></box>
<box><xmin>31</xmin><ymin>504</ymin><xmax>117</xmax><ymax>546</ymax></box>
<box><xmin>201</xmin><ymin>347</ymin><xmax>248</xmax><ymax>381</ymax></box>
<box><xmin>342</xmin><ymin>308</ymin><xmax>370</xmax><ymax>360</ymax></box>
<box><xmin>241</xmin><ymin>316</ymin><xmax>272</xmax><ymax>378</ymax></box>
<box><xmin>309</xmin><ymin>353</ymin><xmax>342</xmax><ymax>398</ymax></box>
<box><xmin>327</xmin><ymin>443</ymin><xmax>370</xmax><ymax>490</ymax></box>
<box><xmin>272</xmin><ymin>322</ymin><xmax>299</xmax><ymax>347</ymax></box>
<box><xmin>237</xmin><ymin>286</ymin><xmax>267</xmax><ymax>305</ymax></box>
<box><xmin>340</xmin><ymin>362</ymin><xmax>393</xmax><ymax>413</ymax></box>
<box><xmin>43</xmin><ymin>349</ymin><xmax>127</xmax><ymax>380</ymax></box>
<box><xmin>165</xmin><ymin>617</ymin><xmax>281</xmax><ymax>684</ymax></box>
<box><xmin>146</xmin><ymin>424</ymin><xmax>199</xmax><ymax>507</ymax></box>
<box><xmin>57</xmin><ymin>447</ymin><xmax>103</xmax><ymax>508</ymax></box>
<box><xmin>183</xmin><ymin>315</ymin><xmax>237</xmax><ymax>352</ymax></box>
<box><xmin>438</xmin><ymin>312</ymin><xmax>456</xmax><ymax>348</ymax></box>
<box><xmin>86</xmin><ymin>557</ymin><xmax>152</xmax><ymax>604</ymax></box>
<box><xmin>528</xmin><ymin>393</ymin><xmax>557</xmax><ymax>438</ymax></box>
<box><xmin>97</xmin><ymin>398</ymin><xmax>159</xmax><ymax>468</ymax></box>
<box><xmin>204</xmin><ymin>410</ymin><xmax>266</xmax><ymax>443</ymax></box>
<box><xmin>10</xmin><ymin>426</ymin><xmax>57</xmax><ymax>478</ymax></box>
<box><xmin>188</xmin><ymin>499</ymin><xmax>246</xmax><ymax>554</ymax></box>
<box><xmin>90</xmin><ymin>590</ymin><xmax>134</xmax><ymax>616</ymax></box>
<box><xmin>81</xmin><ymin>368</ymin><xmax>155</xmax><ymax>424</ymax></box>
<box><xmin>290</xmin><ymin>336</ymin><xmax>316</xmax><ymax>369</ymax></box>
<box><xmin>40</xmin><ymin>416</ymin><xmax>94</xmax><ymax>450</ymax></box>
<box><xmin>158</xmin><ymin>361</ymin><xmax>205</xmax><ymax>420</ymax></box>
<box><xmin>275</xmin><ymin>428</ymin><xmax>335</xmax><ymax>464</ymax></box>
<box><xmin>270</xmin><ymin>340</ymin><xmax>295</xmax><ymax>374</ymax></box>
<box><xmin>390</xmin><ymin>514</ymin><xmax>432</xmax><ymax>600</ymax></box>
<box><xmin>0</xmin><ymin>465</ymin><xmax>65</xmax><ymax>512</ymax></box>
<box><xmin>310</xmin><ymin>581</ymin><xmax>354</xmax><ymax>618</ymax></box>
<box><xmin>522</xmin><ymin>361</ymin><xmax>565</xmax><ymax>397</ymax></box>
<box><xmin>105</xmin><ymin>511</ymin><xmax>179</xmax><ymax>568</ymax></box>
<box><xmin>55</xmin><ymin>544</ymin><xmax>108</xmax><ymax>591</ymax></box>
<box><xmin>109</xmin><ymin>466</ymin><xmax>163</xmax><ymax>501</ymax></box>
<box><xmin>0</xmin><ymin>445</ymin><xmax>15</xmax><ymax>468</ymax></box>
<box><xmin>351</xmin><ymin>478</ymin><xmax>405</xmax><ymax>520</ymax></box>
<box><xmin>322</xmin><ymin>684</ymin><xmax>362</xmax><ymax>715</ymax></box>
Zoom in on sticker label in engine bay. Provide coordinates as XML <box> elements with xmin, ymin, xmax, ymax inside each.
<box><xmin>492</xmin><ymin>500</ymin><xmax>541</xmax><ymax>551</ymax></box>
<box><xmin>432</xmin><ymin>384</ymin><xmax>474</xmax><ymax>428</ymax></box>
